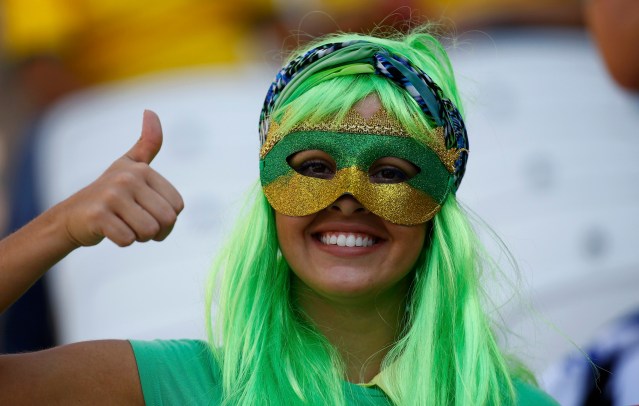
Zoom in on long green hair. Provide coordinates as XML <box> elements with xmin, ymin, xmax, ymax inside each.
<box><xmin>206</xmin><ymin>28</ymin><xmax>531</xmax><ymax>405</ymax></box>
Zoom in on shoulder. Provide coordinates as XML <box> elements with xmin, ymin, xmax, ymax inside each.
<box><xmin>513</xmin><ymin>379</ymin><xmax>559</xmax><ymax>406</ymax></box>
<box><xmin>129</xmin><ymin>339</ymin><xmax>222</xmax><ymax>406</ymax></box>
<box><xmin>1</xmin><ymin>340</ymin><xmax>143</xmax><ymax>405</ymax></box>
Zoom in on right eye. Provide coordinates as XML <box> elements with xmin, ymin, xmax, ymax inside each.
<box><xmin>288</xmin><ymin>150</ymin><xmax>336</xmax><ymax>180</ymax></box>
<box><xmin>296</xmin><ymin>160</ymin><xmax>334</xmax><ymax>179</ymax></box>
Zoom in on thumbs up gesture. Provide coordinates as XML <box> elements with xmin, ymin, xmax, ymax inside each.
<box><xmin>57</xmin><ymin>110</ymin><xmax>184</xmax><ymax>247</ymax></box>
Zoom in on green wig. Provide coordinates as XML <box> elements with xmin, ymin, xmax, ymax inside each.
<box><xmin>206</xmin><ymin>28</ymin><xmax>532</xmax><ymax>405</ymax></box>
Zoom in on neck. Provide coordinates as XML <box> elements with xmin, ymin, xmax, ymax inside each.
<box><xmin>292</xmin><ymin>276</ymin><xmax>410</xmax><ymax>383</ymax></box>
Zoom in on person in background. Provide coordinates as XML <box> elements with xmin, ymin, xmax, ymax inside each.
<box><xmin>584</xmin><ymin>0</ymin><xmax>639</xmax><ymax>91</ymax></box>
<box><xmin>542</xmin><ymin>1</ymin><xmax>639</xmax><ymax>404</ymax></box>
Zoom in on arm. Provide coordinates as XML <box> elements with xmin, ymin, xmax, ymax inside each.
<box><xmin>0</xmin><ymin>110</ymin><xmax>183</xmax><ymax>403</ymax></box>
<box><xmin>0</xmin><ymin>340</ymin><xmax>144</xmax><ymax>405</ymax></box>
<box><xmin>0</xmin><ymin>110</ymin><xmax>184</xmax><ymax>313</ymax></box>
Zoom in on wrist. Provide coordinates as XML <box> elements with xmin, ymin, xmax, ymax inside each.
<box><xmin>32</xmin><ymin>202</ymin><xmax>83</xmax><ymax>256</ymax></box>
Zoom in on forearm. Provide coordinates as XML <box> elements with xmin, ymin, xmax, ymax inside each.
<box><xmin>0</xmin><ymin>204</ymin><xmax>78</xmax><ymax>313</ymax></box>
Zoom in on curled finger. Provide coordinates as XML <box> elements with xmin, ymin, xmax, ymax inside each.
<box><xmin>146</xmin><ymin>170</ymin><xmax>184</xmax><ymax>214</ymax></box>
<box><xmin>133</xmin><ymin>186</ymin><xmax>179</xmax><ymax>241</ymax></box>
<box><xmin>100</xmin><ymin>214</ymin><xmax>137</xmax><ymax>247</ymax></box>
<box><xmin>114</xmin><ymin>199</ymin><xmax>161</xmax><ymax>242</ymax></box>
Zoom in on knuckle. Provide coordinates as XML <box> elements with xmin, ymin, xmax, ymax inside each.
<box><xmin>85</xmin><ymin>204</ymin><xmax>108</xmax><ymax>224</ymax></box>
<box><xmin>101</xmin><ymin>188</ymin><xmax>122</xmax><ymax>205</ymax></box>
<box><xmin>159</xmin><ymin>208</ymin><xmax>177</xmax><ymax>227</ymax></box>
<box><xmin>149</xmin><ymin>220</ymin><xmax>161</xmax><ymax>235</ymax></box>
<box><xmin>131</xmin><ymin>161</ymin><xmax>150</xmax><ymax>173</ymax></box>
<box><xmin>138</xmin><ymin>220</ymin><xmax>160</xmax><ymax>241</ymax></box>
<box><xmin>175</xmin><ymin>197</ymin><xmax>185</xmax><ymax>213</ymax></box>
<box><xmin>113</xmin><ymin>171</ymin><xmax>139</xmax><ymax>187</ymax></box>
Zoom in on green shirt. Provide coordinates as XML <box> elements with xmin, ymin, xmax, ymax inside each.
<box><xmin>130</xmin><ymin>339</ymin><xmax>558</xmax><ymax>405</ymax></box>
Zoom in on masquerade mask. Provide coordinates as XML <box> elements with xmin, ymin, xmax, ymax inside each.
<box><xmin>258</xmin><ymin>40</ymin><xmax>468</xmax><ymax>225</ymax></box>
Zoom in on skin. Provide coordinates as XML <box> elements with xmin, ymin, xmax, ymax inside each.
<box><xmin>277</xmin><ymin>198</ymin><xmax>426</xmax><ymax>383</ymax></box>
<box><xmin>276</xmin><ymin>95</ymin><xmax>428</xmax><ymax>382</ymax></box>
<box><xmin>0</xmin><ymin>95</ymin><xmax>428</xmax><ymax>400</ymax></box>
<box><xmin>0</xmin><ymin>110</ymin><xmax>182</xmax><ymax>404</ymax></box>
<box><xmin>584</xmin><ymin>0</ymin><xmax>639</xmax><ymax>91</ymax></box>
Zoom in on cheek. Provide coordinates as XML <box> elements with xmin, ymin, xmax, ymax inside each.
<box><xmin>275</xmin><ymin>213</ymin><xmax>295</xmax><ymax>255</ymax></box>
<box><xmin>274</xmin><ymin>212</ymin><xmax>311</xmax><ymax>268</ymax></box>
<box><xmin>393</xmin><ymin>223</ymin><xmax>429</xmax><ymax>270</ymax></box>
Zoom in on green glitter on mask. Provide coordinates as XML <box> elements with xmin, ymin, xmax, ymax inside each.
<box><xmin>260</xmin><ymin>131</ymin><xmax>451</xmax><ymax>202</ymax></box>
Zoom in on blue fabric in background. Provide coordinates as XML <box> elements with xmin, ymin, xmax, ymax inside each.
<box><xmin>1</xmin><ymin>119</ymin><xmax>56</xmax><ymax>353</ymax></box>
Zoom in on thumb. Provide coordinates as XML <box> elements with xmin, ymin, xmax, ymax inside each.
<box><xmin>126</xmin><ymin>110</ymin><xmax>163</xmax><ymax>164</ymax></box>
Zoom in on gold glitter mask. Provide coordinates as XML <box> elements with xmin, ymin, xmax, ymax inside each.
<box><xmin>264</xmin><ymin>166</ymin><xmax>440</xmax><ymax>225</ymax></box>
<box><xmin>259</xmin><ymin>113</ymin><xmax>460</xmax><ymax>225</ymax></box>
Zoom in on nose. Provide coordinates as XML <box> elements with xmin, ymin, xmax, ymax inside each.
<box><xmin>329</xmin><ymin>194</ymin><xmax>370</xmax><ymax>216</ymax></box>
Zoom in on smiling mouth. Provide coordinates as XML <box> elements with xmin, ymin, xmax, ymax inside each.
<box><xmin>315</xmin><ymin>232</ymin><xmax>378</xmax><ymax>247</ymax></box>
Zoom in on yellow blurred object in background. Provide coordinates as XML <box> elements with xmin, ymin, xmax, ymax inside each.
<box><xmin>1</xmin><ymin>0</ymin><xmax>273</xmax><ymax>84</ymax></box>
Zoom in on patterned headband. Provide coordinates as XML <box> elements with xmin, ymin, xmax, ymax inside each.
<box><xmin>259</xmin><ymin>40</ymin><xmax>469</xmax><ymax>190</ymax></box>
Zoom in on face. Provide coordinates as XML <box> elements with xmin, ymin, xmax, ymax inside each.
<box><xmin>271</xmin><ymin>95</ymin><xmax>429</xmax><ymax>303</ymax></box>
<box><xmin>275</xmin><ymin>161</ymin><xmax>428</xmax><ymax>303</ymax></box>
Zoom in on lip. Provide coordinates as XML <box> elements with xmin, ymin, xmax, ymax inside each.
<box><xmin>310</xmin><ymin>222</ymin><xmax>386</xmax><ymax>240</ymax></box>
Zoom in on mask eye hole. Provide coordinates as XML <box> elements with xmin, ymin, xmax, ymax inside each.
<box><xmin>369</xmin><ymin>157</ymin><xmax>420</xmax><ymax>184</ymax></box>
<box><xmin>287</xmin><ymin>150</ymin><xmax>336</xmax><ymax>180</ymax></box>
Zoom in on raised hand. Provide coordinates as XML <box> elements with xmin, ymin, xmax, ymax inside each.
<box><xmin>0</xmin><ymin>110</ymin><xmax>184</xmax><ymax>312</ymax></box>
<box><xmin>57</xmin><ymin>110</ymin><xmax>184</xmax><ymax>247</ymax></box>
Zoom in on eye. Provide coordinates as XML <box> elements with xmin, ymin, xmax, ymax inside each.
<box><xmin>369</xmin><ymin>157</ymin><xmax>420</xmax><ymax>184</ymax></box>
<box><xmin>297</xmin><ymin>160</ymin><xmax>334</xmax><ymax>179</ymax></box>
<box><xmin>288</xmin><ymin>150</ymin><xmax>336</xmax><ymax>180</ymax></box>
<box><xmin>370</xmin><ymin>167</ymin><xmax>409</xmax><ymax>183</ymax></box>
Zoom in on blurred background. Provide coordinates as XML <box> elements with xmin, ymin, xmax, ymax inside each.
<box><xmin>0</xmin><ymin>0</ymin><xmax>637</xmax><ymax>404</ymax></box>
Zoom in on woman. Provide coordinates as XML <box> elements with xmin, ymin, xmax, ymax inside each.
<box><xmin>0</xmin><ymin>29</ymin><xmax>557</xmax><ymax>405</ymax></box>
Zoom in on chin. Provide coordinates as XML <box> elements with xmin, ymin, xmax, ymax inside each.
<box><xmin>305</xmin><ymin>266</ymin><xmax>402</xmax><ymax>301</ymax></box>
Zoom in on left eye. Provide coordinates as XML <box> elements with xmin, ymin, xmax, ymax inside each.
<box><xmin>369</xmin><ymin>167</ymin><xmax>409</xmax><ymax>184</ymax></box>
<box><xmin>369</xmin><ymin>157</ymin><xmax>419</xmax><ymax>184</ymax></box>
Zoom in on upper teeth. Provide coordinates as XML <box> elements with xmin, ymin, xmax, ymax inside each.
<box><xmin>319</xmin><ymin>233</ymin><xmax>376</xmax><ymax>247</ymax></box>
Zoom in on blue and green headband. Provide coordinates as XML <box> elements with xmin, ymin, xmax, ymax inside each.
<box><xmin>258</xmin><ymin>40</ymin><xmax>469</xmax><ymax>225</ymax></box>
